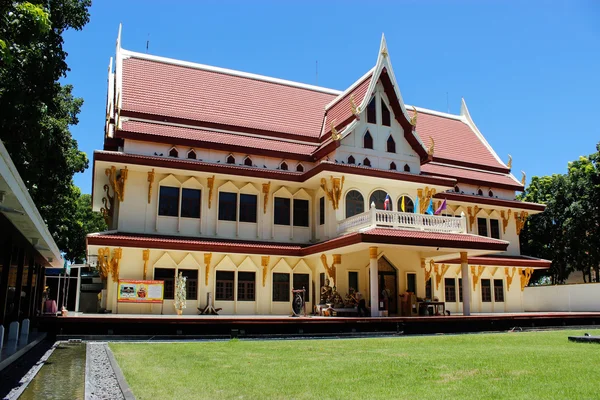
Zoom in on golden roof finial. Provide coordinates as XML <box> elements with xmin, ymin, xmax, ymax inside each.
<box><xmin>427</xmin><ymin>137</ymin><xmax>435</xmax><ymax>157</ymax></box>
<box><xmin>507</xmin><ymin>154</ymin><xmax>512</xmax><ymax>169</ymax></box>
<box><xmin>521</xmin><ymin>171</ymin><xmax>526</xmax><ymax>186</ymax></box>
<box><xmin>350</xmin><ymin>94</ymin><xmax>360</xmax><ymax>117</ymax></box>
<box><xmin>330</xmin><ymin>119</ymin><xmax>341</xmax><ymax>141</ymax></box>
<box><xmin>409</xmin><ymin>106</ymin><xmax>418</xmax><ymax>126</ymax></box>
<box><xmin>381</xmin><ymin>48</ymin><xmax>388</xmax><ymax>58</ymax></box>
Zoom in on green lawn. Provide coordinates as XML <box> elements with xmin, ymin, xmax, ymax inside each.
<box><xmin>110</xmin><ymin>330</ymin><xmax>600</xmax><ymax>400</ymax></box>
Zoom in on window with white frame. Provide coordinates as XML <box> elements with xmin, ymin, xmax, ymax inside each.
<box><xmin>218</xmin><ymin>192</ymin><xmax>237</xmax><ymax>221</ymax></box>
<box><xmin>158</xmin><ymin>186</ymin><xmax>179</xmax><ymax>217</ymax></box>
<box><xmin>180</xmin><ymin>188</ymin><xmax>201</xmax><ymax>219</ymax></box>
<box><xmin>274</xmin><ymin>197</ymin><xmax>291</xmax><ymax>225</ymax></box>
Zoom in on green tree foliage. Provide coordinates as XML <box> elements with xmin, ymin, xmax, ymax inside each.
<box><xmin>0</xmin><ymin>1</ymin><xmax>95</xmax><ymax>262</ymax></box>
<box><xmin>519</xmin><ymin>143</ymin><xmax>600</xmax><ymax>283</ymax></box>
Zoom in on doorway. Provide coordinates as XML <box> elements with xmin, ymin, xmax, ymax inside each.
<box><xmin>378</xmin><ymin>257</ymin><xmax>398</xmax><ymax>314</ymax></box>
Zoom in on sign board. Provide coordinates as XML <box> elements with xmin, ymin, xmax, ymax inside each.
<box><xmin>117</xmin><ymin>280</ymin><xmax>164</xmax><ymax>303</ymax></box>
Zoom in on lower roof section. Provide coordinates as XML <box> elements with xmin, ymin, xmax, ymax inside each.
<box><xmin>421</xmin><ymin>162</ymin><xmax>524</xmax><ymax>191</ymax></box>
<box><xmin>87</xmin><ymin>228</ymin><xmax>508</xmax><ymax>257</ymax></box>
<box><xmin>433</xmin><ymin>192</ymin><xmax>546</xmax><ymax>212</ymax></box>
<box><xmin>439</xmin><ymin>255</ymin><xmax>551</xmax><ymax>269</ymax></box>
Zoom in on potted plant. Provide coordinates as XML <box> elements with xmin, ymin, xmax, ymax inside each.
<box><xmin>174</xmin><ymin>272</ymin><xmax>187</xmax><ymax>315</ymax></box>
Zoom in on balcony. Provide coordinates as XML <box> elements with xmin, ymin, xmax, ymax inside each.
<box><xmin>337</xmin><ymin>206</ymin><xmax>467</xmax><ymax>234</ymax></box>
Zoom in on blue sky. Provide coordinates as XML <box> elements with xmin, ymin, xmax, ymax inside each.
<box><xmin>63</xmin><ymin>1</ymin><xmax>600</xmax><ymax>194</ymax></box>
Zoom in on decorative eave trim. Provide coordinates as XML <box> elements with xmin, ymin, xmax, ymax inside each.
<box><xmin>324</xmin><ymin>69</ymin><xmax>375</xmax><ymax>110</ymax></box>
<box><xmin>422</xmin><ymin>169</ymin><xmax>524</xmax><ymax>192</ymax></box>
<box><xmin>439</xmin><ymin>255</ymin><xmax>551</xmax><ymax>269</ymax></box>
<box><xmin>433</xmin><ymin>192</ymin><xmax>546</xmax><ymax>212</ymax></box>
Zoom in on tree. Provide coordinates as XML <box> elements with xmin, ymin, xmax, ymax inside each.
<box><xmin>0</xmin><ymin>1</ymin><xmax>93</xmax><ymax>261</ymax></box>
<box><xmin>63</xmin><ymin>189</ymin><xmax>107</xmax><ymax>264</ymax></box>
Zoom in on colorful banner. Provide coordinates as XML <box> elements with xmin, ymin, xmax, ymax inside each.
<box><xmin>117</xmin><ymin>280</ymin><xmax>164</xmax><ymax>303</ymax></box>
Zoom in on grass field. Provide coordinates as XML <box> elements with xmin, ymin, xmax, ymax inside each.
<box><xmin>110</xmin><ymin>329</ymin><xmax>600</xmax><ymax>400</ymax></box>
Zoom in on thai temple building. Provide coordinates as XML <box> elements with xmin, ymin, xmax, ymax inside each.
<box><xmin>88</xmin><ymin>29</ymin><xmax>550</xmax><ymax>316</ymax></box>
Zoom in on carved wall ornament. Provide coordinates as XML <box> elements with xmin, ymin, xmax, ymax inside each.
<box><xmin>204</xmin><ymin>253</ymin><xmax>212</xmax><ymax>285</ymax></box>
<box><xmin>422</xmin><ymin>259</ymin><xmax>433</xmax><ymax>283</ymax></box>
<box><xmin>105</xmin><ymin>166</ymin><xmax>128</xmax><ymax>202</ymax></box>
<box><xmin>432</xmin><ymin>261</ymin><xmax>450</xmax><ymax>290</ymax></box>
<box><xmin>417</xmin><ymin>187</ymin><xmax>437</xmax><ymax>214</ymax></box>
<box><xmin>466</xmin><ymin>206</ymin><xmax>481</xmax><ymax>231</ymax></box>
<box><xmin>320</xmin><ymin>176</ymin><xmax>345</xmax><ymax>210</ymax></box>
<box><xmin>330</xmin><ymin>120</ymin><xmax>341</xmax><ymax>141</ymax></box>
<box><xmin>100</xmin><ymin>184</ymin><xmax>114</xmax><ymax>227</ymax></box>
<box><xmin>455</xmin><ymin>266</ymin><xmax>462</xmax><ymax>276</ymax></box>
<box><xmin>320</xmin><ymin>254</ymin><xmax>337</xmax><ymax>284</ymax></box>
<box><xmin>500</xmin><ymin>209</ymin><xmax>512</xmax><ymax>234</ymax></box>
<box><xmin>471</xmin><ymin>265</ymin><xmax>485</xmax><ymax>291</ymax></box>
<box><xmin>261</xmin><ymin>256</ymin><xmax>270</xmax><ymax>287</ymax></box>
<box><xmin>427</xmin><ymin>137</ymin><xmax>435</xmax><ymax>157</ymax></box>
<box><xmin>521</xmin><ymin>170</ymin><xmax>526</xmax><ymax>186</ymax></box>
<box><xmin>514</xmin><ymin>211</ymin><xmax>529</xmax><ymax>235</ymax></box>
<box><xmin>505</xmin><ymin>267</ymin><xmax>516</xmax><ymax>291</ymax></box>
<box><xmin>111</xmin><ymin>248</ymin><xmax>123</xmax><ymax>282</ymax></box>
<box><xmin>409</xmin><ymin>106</ymin><xmax>418</xmax><ymax>126</ymax></box>
<box><xmin>262</xmin><ymin>182</ymin><xmax>271</xmax><ymax>214</ymax></box>
<box><xmin>142</xmin><ymin>249</ymin><xmax>150</xmax><ymax>280</ymax></box>
<box><xmin>207</xmin><ymin>176</ymin><xmax>215</xmax><ymax>209</ymax></box>
<box><xmin>507</xmin><ymin>154</ymin><xmax>512</xmax><ymax>170</ymax></box>
<box><xmin>350</xmin><ymin>94</ymin><xmax>361</xmax><ymax>118</ymax></box>
<box><xmin>147</xmin><ymin>169</ymin><xmax>155</xmax><ymax>204</ymax></box>
<box><xmin>490</xmin><ymin>267</ymin><xmax>499</xmax><ymax>277</ymax></box>
<box><xmin>97</xmin><ymin>247</ymin><xmax>122</xmax><ymax>282</ymax></box>
<box><xmin>520</xmin><ymin>267</ymin><xmax>534</xmax><ymax>291</ymax></box>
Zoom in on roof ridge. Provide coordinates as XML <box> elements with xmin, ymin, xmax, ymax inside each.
<box><xmin>121</xmin><ymin>48</ymin><xmax>342</xmax><ymax>96</ymax></box>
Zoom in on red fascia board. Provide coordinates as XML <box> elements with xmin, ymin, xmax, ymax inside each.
<box><xmin>311</xmin><ymin>140</ymin><xmax>340</xmax><ymax>161</ymax></box>
<box><xmin>93</xmin><ymin>151</ymin><xmax>457</xmax><ymax>187</ymax></box>
<box><xmin>441</xmin><ymin>256</ymin><xmax>551</xmax><ymax>268</ymax></box>
<box><xmin>120</xmin><ymin>110</ymin><xmax>322</xmax><ymax>144</ymax></box>
<box><xmin>116</xmin><ymin>129</ymin><xmax>315</xmax><ymax>163</ymax></box>
<box><xmin>360</xmin><ymin>232</ymin><xmax>508</xmax><ymax>252</ymax></box>
<box><xmin>432</xmin><ymin>157</ymin><xmax>510</xmax><ymax>174</ymax></box>
<box><xmin>434</xmin><ymin>192</ymin><xmax>546</xmax><ymax>212</ymax></box>
<box><xmin>422</xmin><ymin>171</ymin><xmax>524</xmax><ymax>192</ymax></box>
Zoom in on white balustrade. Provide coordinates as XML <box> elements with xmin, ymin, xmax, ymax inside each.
<box><xmin>337</xmin><ymin>206</ymin><xmax>467</xmax><ymax>234</ymax></box>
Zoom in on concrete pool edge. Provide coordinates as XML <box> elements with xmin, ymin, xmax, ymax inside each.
<box><xmin>105</xmin><ymin>344</ymin><xmax>136</xmax><ymax>400</ymax></box>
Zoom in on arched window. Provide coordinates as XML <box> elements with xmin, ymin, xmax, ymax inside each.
<box><xmin>169</xmin><ymin>147</ymin><xmax>179</xmax><ymax>158</ymax></box>
<box><xmin>370</xmin><ymin>190</ymin><xmax>391</xmax><ymax>211</ymax></box>
<box><xmin>454</xmin><ymin>185</ymin><xmax>460</xmax><ymax>193</ymax></box>
<box><xmin>390</xmin><ymin>162</ymin><xmax>397</xmax><ymax>170</ymax></box>
<box><xmin>398</xmin><ymin>196</ymin><xmax>415</xmax><ymax>213</ymax></box>
<box><xmin>381</xmin><ymin>100</ymin><xmax>391</xmax><ymax>126</ymax></box>
<box><xmin>296</xmin><ymin>164</ymin><xmax>304</xmax><ymax>172</ymax></box>
<box><xmin>363</xmin><ymin>131</ymin><xmax>373</xmax><ymax>149</ymax></box>
<box><xmin>226</xmin><ymin>154</ymin><xmax>235</xmax><ymax>164</ymax></box>
<box><xmin>345</xmin><ymin>190</ymin><xmax>364</xmax><ymax>218</ymax></box>
<box><xmin>280</xmin><ymin>161</ymin><xmax>288</xmax><ymax>171</ymax></box>
<box><xmin>404</xmin><ymin>164</ymin><xmax>410</xmax><ymax>172</ymax></box>
<box><xmin>387</xmin><ymin>135</ymin><xmax>396</xmax><ymax>153</ymax></box>
<box><xmin>367</xmin><ymin>97</ymin><xmax>376</xmax><ymax>123</ymax></box>
<box><xmin>187</xmin><ymin>150</ymin><xmax>196</xmax><ymax>159</ymax></box>
<box><xmin>477</xmin><ymin>189</ymin><xmax>483</xmax><ymax>196</ymax></box>
<box><xmin>363</xmin><ymin>158</ymin><xmax>371</xmax><ymax>167</ymax></box>
<box><xmin>347</xmin><ymin>155</ymin><xmax>355</xmax><ymax>165</ymax></box>
<box><xmin>244</xmin><ymin>156</ymin><xmax>253</xmax><ymax>166</ymax></box>
<box><xmin>488</xmin><ymin>190</ymin><xmax>494</xmax><ymax>197</ymax></box>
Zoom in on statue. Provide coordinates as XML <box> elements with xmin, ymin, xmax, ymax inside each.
<box><xmin>331</xmin><ymin>286</ymin><xmax>344</xmax><ymax>308</ymax></box>
<box><xmin>320</xmin><ymin>278</ymin><xmax>333</xmax><ymax>304</ymax></box>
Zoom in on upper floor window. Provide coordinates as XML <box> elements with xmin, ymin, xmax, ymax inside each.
<box><xmin>158</xmin><ymin>186</ymin><xmax>179</xmax><ymax>217</ymax></box>
<box><xmin>398</xmin><ymin>196</ymin><xmax>414</xmax><ymax>213</ymax></box>
<box><xmin>488</xmin><ymin>190</ymin><xmax>494</xmax><ymax>197</ymax></box>
<box><xmin>280</xmin><ymin>161</ymin><xmax>288</xmax><ymax>171</ymax></box>
<box><xmin>169</xmin><ymin>147</ymin><xmax>179</xmax><ymax>158</ymax></box>
<box><xmin>347</xmin><ymin>155</ymin><xmax>355</xmax><ymax>165</ymax></box>
<box><xmin>390</xmin><ymin>162</ymin><xmax>397</xmax><ymax>171</ymax></box>
<box><xmin>293</xmin><ymin>199</ymin><xmax>309</xmax><ymax>227</ymax></box>
<box><xmin>477</xmin><ymin>188</ymin><xmax>483</xmax><ymax>196</ymax></box>
<box><xmin>454</xmin><ymin>185</ymin><xmax>460</xmax><ymax>193</ymax></box>
<box><xmin>226</xmin><ymin>154</ymin><xmax>235</xmax><ymax>164</ymax></box>
<box><xmin>477</xmin><ymin>217</ymin><xmax>488</xmax><ymax>236</ymax></box>
<box><xmin>490</xmin><ymin>219</ymin><xmax>500</xmax><ymax>239</ymax></box>
<box><xmin>363</xmin><ymin>131</ymin><xmax>373</xmax><ymax>149</ymax></box>
<box><xmin>363</xmin><ymin>158</ymin><xmax>371</xmax><ymax>167</ymax></box>
<box><xmin>274</xmin><ymin>197</ymin><xmax>291</xmax><ymax>225</ymax></box>
<box><xmin>244</xmin><ymin>156</ymin><xmax>253</xmax><ymax>167</ymax></box>
<box><xmin>345</xmin><ymin>190</ymin><xmax>364</xmax><ymax>218</ymax></box>
<box><xmin>404</xmin><ymin>164</ymin><xmax>411</xmax><ymax>172</ymax></box>
<box><xmin>218</xmin><ymin>192</ymin><xmax>237</xmax><ymax>221</ymax></box>
<box><xmin>387</xmin><ymin>135</ymin><xmax>396</xmax><ymax>153</ymax></box>
<box><xmin>370</xmin><ymin>190</ymin><xmax>391</xmax><ymax>211</ymax></box>
<box><xmin>180</xmin><ymin>188</ymin><xmax>201</xmax><ymax>219</ymax></box>
<box><xmin>381</xmin><ymin>100</ymin><xmax>391</xmax><ymax>126</ymax></box>
<box><xmin>187</xmin><ymin>150</ymin><xmax>196</xmax><ymax>159</ymax></box>
<box><xmin>296</xmin><ymin>163</ymin><xmax>304</xmax><ymax>172</ymax></box>
<box><xmin>367</xmin><ymin>97</ymin><xmax>376</xmax><ymax>123</ymax></box>
<box><xmin>319</xmin><ymin>197</ymin><xmax>325</xmax><ymax>225</ymax></box>
<box><xmin>239</xmin><ymin>194</ymin><xmax>258</xmax><ymax>223</ymax></box>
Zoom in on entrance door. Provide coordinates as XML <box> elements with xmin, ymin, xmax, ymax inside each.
<box><xmin>378</xmin><ymin>257</ymin><xmax>398</xmax><ymax>314</ymax></box>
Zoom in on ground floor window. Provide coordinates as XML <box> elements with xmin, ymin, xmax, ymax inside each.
<box><xmin>293</xmin><ymin>273</ymin><xmax>310</xmax><ymax>303</ymax></box>
<box><xmin>348</xmin><ymin>271</ymin><xmax>359</xmax><ymax>293</ymax></box>
<box><xmin>273</xmin><ymin>273</ymin><xmax>290</xmax><ymax>302</ymax></box>
<box><xmin>154</xmin><ymin>268</ymin><xmax>175</xmax><ymax>300</ymax></box>
<box><xmin>216</xmin><ymin>271</ymin><xmax>234</xmax><ymax>301</ymax></box>
<box><xmin>407</xmin><ymin>273</ymin><xmax>416</xmax><ymax>295</ymax></box>
<box><xmin>179</xmin><ymin>269</ymin><xmax>198</xmax><ymax>300</ymax></box>
<box><xmin>425</xmin><ymin>277</ymin><xmax>432</xmax><ymax>300</ymax></box>
<box><xmin>494</xmin><ymin>279</ymin><xmax>504</xmax><ymax>302</ymax></box>
<box><xmin>444</xmin><ymin>278</ymin><xmax>456</xmax><ymax>302</ymax></box>
<box><xmin>238</xmin><ymin>271</ymin><xmax>256</xmax><ymax>301</ymax></box>
<box><xmin>481</xmin><ymin>279</ymin><xmax>492</xmax><ymax>302</ymax></box>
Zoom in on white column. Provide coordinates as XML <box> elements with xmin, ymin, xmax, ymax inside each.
<box><xmin>461</xmin><ymin>252</ymin><xmax>471</xmax><ymax>316</ymax></box>
<box><xmin>369</xmin><ymin>247</ymin><xmax>379</xmax><ymax>317</ymax></box>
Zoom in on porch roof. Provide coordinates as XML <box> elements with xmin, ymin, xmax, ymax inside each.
<box><xmin>438</xmin><ymin>255</ymin><xmax>551</xmax><ymax>269</ymax></box>
<box><xmin>87</xmin><ymin>228</ymin><xmax>508</xmax><ymax>257</ymax></box>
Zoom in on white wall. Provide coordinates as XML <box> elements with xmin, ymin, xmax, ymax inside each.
<box><xmin>524</xmin><ymin>284</ymin><xmax>600</xmax><ymax>312</ymax></box>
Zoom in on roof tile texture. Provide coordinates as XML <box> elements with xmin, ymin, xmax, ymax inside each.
<box><xmin>421</xmin><ymin>162</ymin><xmax>522</xmax><ymax>189</ymax></box>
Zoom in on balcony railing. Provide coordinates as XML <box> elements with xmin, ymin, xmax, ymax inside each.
<box><xmin>337</xmin><ymin>206</ymin><xmax>467</xmax><ymax>234</ymax></box>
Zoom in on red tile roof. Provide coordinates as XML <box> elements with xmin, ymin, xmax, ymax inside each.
<box><xmin>119</xmin><ymin>120</ymin><xmax>317</xmax><ymax>158</ymax></box>
<box><xmin>421</xmin><ymin>162</ymin><xmax>523</xmax><ymax>191</ymax></box>
<box><xmin>324</xmin><ymin>73</ymin><xmax>372</xmax><ymax>135</ymax></box>
<box><xmin>121</xmin><ymin>57</ymin><xmax>337</xmax><ymax>140</ymax></box>
<box><xmin>439</xmin><ymin>255</ymin><xmax>551</xmax><ymax>268</ymax></box>
<box><xmin>434</xmin><ymin>192</ymin><xmax>545</xmax><ymax>212</ymax></box>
